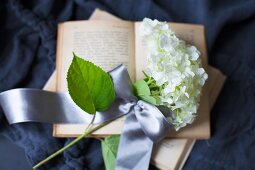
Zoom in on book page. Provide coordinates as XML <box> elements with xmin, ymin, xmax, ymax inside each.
<box><xmin>88</xmin><ymin>9</ymin><xmax>121</xmax><ymax>21</ymax></box>
<box><xmin>151</xmin><ymin>139</ymin><xmax>195</xmax><ymax>170</ymax></box>
<box><xmin>57</xmin><ymin>20</ymin><xmax>135</xmax><ymax>92</ymax></box>
<box><xmin>54</xmin><ymin>11</ymin><xmax>225</xmax><ymax>140</ymax></box>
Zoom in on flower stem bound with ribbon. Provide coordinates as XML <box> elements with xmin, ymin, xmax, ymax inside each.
<box><xmin>0</xmin><ymin>18</ymin><xmax>208</xmax><ymax>170</ymax></box>
<box><xmin>36</xmin><ymin>18</ymin><xmax>208</xmax><ymax>169</ymax></box>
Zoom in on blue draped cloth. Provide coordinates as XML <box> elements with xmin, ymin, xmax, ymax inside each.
<box><xmin>0</xmin><ymin>0</ymin><xmax>255</xmax><ymax>169</ymax></box>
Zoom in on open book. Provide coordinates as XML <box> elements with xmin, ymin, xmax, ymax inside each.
<box><xmin>54</xmin><ymin>10</ymin><xmax>211</xmax><ymax>139</ymax></box>
<box><xmin>46</xmin><ymin>9</ymin><xmax>226</xmax><ymax>170</ymax></box>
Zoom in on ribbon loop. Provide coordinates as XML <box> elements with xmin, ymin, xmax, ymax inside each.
<box><xmin>109</xmin><ymin>64</ymin><xmax>137</xmax><ymax>102</ymax></box>
<box><xmin>134</xmin><ymin>100</ymin><xmax>172</xmax><ymax>142</ymax></box>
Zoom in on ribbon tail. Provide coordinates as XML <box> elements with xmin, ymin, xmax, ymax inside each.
<box><xmin>115</xmin><ymin>111</ymin><xmax>153</xmax><ymax>170</ymax></box>
<box><xmin>0</xmin><ymin>89</ymin><xmax>127</xmax><ymax>125</ymax></box>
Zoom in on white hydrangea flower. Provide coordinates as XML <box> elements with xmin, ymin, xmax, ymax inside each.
<box><xmin>140</xmin><ymin>18</ymin><xmax>208</xmax><ymax>131</ymax></box>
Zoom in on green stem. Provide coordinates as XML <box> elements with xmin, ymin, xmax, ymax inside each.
<box><xmin>148</xmin><ymin>84</ymin><xmax>158</xmax><ymax>88</ymax></box>
<box><xmin>152</xmin><ymin>90</ymin><xmax>161</xmax><ymax>95</ymax></box>
<box><xmin>33</xmin><ymin>120</ymin><xmax>111</xmax><ymax>169</ymax></box>
<box><xmin>85</xmin><ymin>114</ymin><xmax>96</xmax><ymax>133</ymax></box>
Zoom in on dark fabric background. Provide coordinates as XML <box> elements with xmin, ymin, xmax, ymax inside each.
<box><xmin>0</xmin><ymin>0</ymin><xmax>255</xmax><ymax>169</ymax></box>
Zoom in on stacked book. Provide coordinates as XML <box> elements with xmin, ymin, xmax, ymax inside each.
<box><xmin>43</xmin><ymin>9</ymin><xmax>225</xmax><ymax>170</ymax></box>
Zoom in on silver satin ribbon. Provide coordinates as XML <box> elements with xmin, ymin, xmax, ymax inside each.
<box><xmin>0</xmin><ymin>65</ymin><xmax>172</xmax><ymax>170</ymax></box>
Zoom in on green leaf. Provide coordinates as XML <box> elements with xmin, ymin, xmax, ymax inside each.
<box><xmin>101</xmin><ymin>135</ymin><xmax>120</xmax><ymax>170</ymax></box>
<box><xmin>67</xmin><ymin>53</ymin><xmax>115</xmax><ymax>114</ymax></box>
<box><xmin>133</xmin><ymin>80</ymin><xmax>157</xmax><ymax>105</ymax></box>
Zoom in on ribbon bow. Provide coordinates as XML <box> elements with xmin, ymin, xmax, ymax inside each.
<box><xmin>0</xmin><ymin>65</ymin><xmax>172</xmax><ymax>170</ymax></box>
